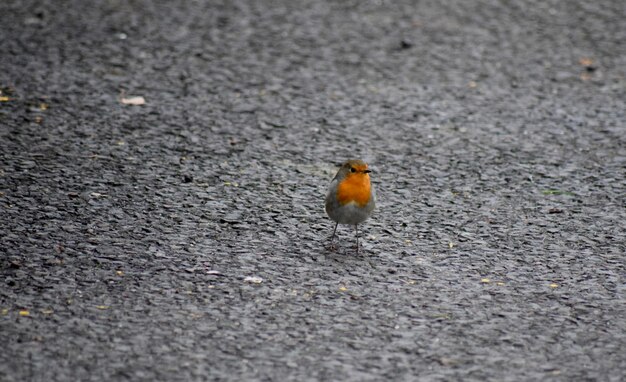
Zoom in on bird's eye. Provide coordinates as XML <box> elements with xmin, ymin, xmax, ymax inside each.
<box><xmin>350</xmin><ymin>167</ymin><xmax>356</xmax><ymax>173</ymax></box>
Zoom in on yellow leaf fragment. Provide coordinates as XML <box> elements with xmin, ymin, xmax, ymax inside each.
<box><xmin>0</xmin><ymin>96</ymin><xmax>10</xmax><ymax>102</ymax></box>
<box><xmin>549</xmin><ymin>283</ymin><xmax>558</xmax><ymax>288</ymax></box>
<box><xmin>439</xmin><ymin>357</ymin><xmax>457</xmax><ymax>366</ymax></box>
<box><xmin>1</xmin><ymin>308</ymin><xmax>9</xmax><ymax>316</ymax></box>
<box><xmin>19</xmin><ymin>310</ymin><xmax>30</xmax><ymax>316</ymax></box>
<box><xmin>432</xmin><ymin>313</ymin><xmax>451</xmax><ymax>320</ymax></box>
<box><xmin>39</xmin><ymin>103</ymin><xmax>48</xmax><ymax>110</ymax></box>
<box><xmin>244</xmin><ymin>276</ymin><xmax>263</xmax><ymax>284</ymax></box>
<box><xmin>481</xmin><ymin>278</ymin><xmax>490</xmax><ymax>283</ymax></box>
<box><xmin>496</xmin><ymin>282</ymin><xmax>505</xmax><ymax>286</ymax></box>
<box><xmin>339</xmin><ymin>286</ymin><xmax>348</xmax><ymax>292</ymax></box>
<box><xmin>96</xmin><ymin>305</ymin><xmax>110</xmax><ymax>310</ymax></box>
<box><xmin>121</xmin><ymin>96</ymin><xmax>145</xmax><ymax>105</ymax></box>
<box><xmin>448</xmin><ymin>242</ymin><xmax>455</xmax><ymax>249</ymax></box>
<box><xmin>116</xmin><ymin>270</ymin><xmax>124</xmax><ymax>276</ymax></box>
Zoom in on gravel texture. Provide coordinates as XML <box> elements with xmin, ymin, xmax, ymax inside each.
<box><xmin>1</xmin><ymin>0</ymin><xmax>625</xmax><ymax>381</ymax></box>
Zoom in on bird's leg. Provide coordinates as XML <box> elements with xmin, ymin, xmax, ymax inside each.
<box><xmin>329</xmin><ymin>221</ymin><xmax>339</xmax><ymax>250</ymax></box>
<box><xmin>355</xmin><ymin>224</ymin><xmax>359</xmax><ymax>254</ymax></box>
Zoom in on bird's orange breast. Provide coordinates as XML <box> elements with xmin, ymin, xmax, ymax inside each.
<box><xmin>336</xmin><ymin>173</ymin><xmax>371</xmax><ymax>207</ymax></box>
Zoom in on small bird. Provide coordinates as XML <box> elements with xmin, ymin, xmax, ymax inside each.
<box><xmin>325</xmin><ymin>159</ymin><xmax>376</xmax><ymax>253</ymax></box>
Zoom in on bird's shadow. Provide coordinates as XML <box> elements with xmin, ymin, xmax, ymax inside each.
<box><xmin>321</xmin><ymin>243</ymin><xmax>377</xmax><ymax>269</ymax></box>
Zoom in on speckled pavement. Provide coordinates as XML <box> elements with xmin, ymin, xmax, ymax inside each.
<box><xmin>1</xmin><ymin>1</ymin><xmax>625</xmax><ymax>380</ymax></box>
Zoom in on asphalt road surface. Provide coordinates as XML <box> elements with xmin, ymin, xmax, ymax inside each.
<box><xmin>1</xmin><ymin>0</ymin><xmax>625</xmax><ymax>381</ymax></box>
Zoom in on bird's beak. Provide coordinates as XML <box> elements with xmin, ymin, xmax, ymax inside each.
<box><xmin>364</xmin><ymin>169</ymin><xmax>372</xmax><ymax>173</ymax></box>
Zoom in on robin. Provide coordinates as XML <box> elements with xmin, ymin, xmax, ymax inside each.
<box><xmin>325</xmin><ymin>159</ymin><xmax>376</xmax><ymax>253</ymax></box>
